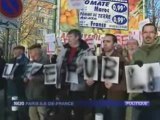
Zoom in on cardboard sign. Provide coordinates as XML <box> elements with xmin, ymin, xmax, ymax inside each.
<box><xmin>43</xmin><ymin>64</ymin><xmax>57</xmax><ymax>85</ymax></box>
<box><xmin>101</xmin><ymin>57</ymin><xmax>119</xmax><ymax>83</ymax></box>
<box><xmin>47</xmin><ymin>42</ymin><xmax>56</xmax><ymax>55</ymax></box>
<box><xmin>24</xmin><ymin>63</ymin><xmax>43</xmax><ymax>79</ymax></box>
<box><xmin>2</xmin><ymin>63</ymin><xmax>19</xmax><ymax>78</ymax></box>
<box><xmin>79</xmin><ymin>0</ymin><xmax>129</xmax><ymax>30</ymax></box>
<box><xmin>125</xmin><ymin>63</ymin><xmax>160</xmax><ymax>93</ymax></box>
<box><xmin>83</xmin><ymin>56</ymin><xmax>98</xmax><ymax>81</ymax></box>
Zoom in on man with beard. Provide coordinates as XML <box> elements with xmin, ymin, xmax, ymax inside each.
<box><xmin>93</xmin><ymin>34</ymin><xmax>128</xmax><ymax>120</ymax></box>
<box><xmin>130</xmin><ymin>23</ymin><xmax>160</xmax><ymax>120</ymax></box>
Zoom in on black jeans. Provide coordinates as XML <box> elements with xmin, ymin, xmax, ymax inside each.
<box><xmin>104</xmin><ymin>107</ymin><xmax>126</xmax><ymax>120</ymax></box>
<box><xmin>69</xmin><ymin>91</ymin><xmax>93</xmax><ymax>120</ymax></box>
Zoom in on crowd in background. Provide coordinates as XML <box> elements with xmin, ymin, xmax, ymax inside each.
<box><xmin>0</xmin><ymin>23</ymin><xmax>160</xmax><ymax>120</ymax></box>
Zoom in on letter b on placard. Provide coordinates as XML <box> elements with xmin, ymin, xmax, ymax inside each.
<box><xmin>101</xmin><ymin>56</ymin><xmax>119</xmax><ymax>83</ymax></box>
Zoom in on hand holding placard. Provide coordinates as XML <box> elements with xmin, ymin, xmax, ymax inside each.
<box><xmin>86</xmin><ymin>80</ymin><xmax>95</xmax><ymax>86</ymax></box>
<box><xmin>104</xmin><ymin>81</ymin><xmax>113</xmax><ymax>89</ymax></box>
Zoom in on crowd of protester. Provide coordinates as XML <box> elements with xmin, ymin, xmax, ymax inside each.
<box><xmin>0</xmin><ymin>23</ymin><xmax>160</xmax><ymax>120</ymax></box>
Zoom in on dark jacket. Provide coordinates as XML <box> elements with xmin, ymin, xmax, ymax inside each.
<box><xmin>130</xmin><ymin>38</ymin><xmax>160</xmax><ymax>101</ymax></box>
<box><xmin>98</xmin><ymin>49</ymin><xmax>128</xmax><ymax>100</ymax></box>
<box><xmin>7</xmin><ymin>54</ymin><xmax>29</xmax><ymax>98</ymax></box>
<box><xmin>26</xmin><ymin>55</ymin><xmax>50</xmax><ymax>100</ymax></box>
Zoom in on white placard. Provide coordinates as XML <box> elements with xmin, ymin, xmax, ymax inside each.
<box><xmin>24</xmin><ymin>63</ymin><xmax>43</xmax><ymax>79</ymax></box>
<box><xmin>79</xmin><ymin>0</ymin><xmax>129</xmax><ymax>30</ymax></box>
<box><xmin>45</xmin><ymin>33</ymin><xmax>55</xmax><ymax>43</ymax></box>
<box><xmin>44</xmin><ymin>64</ymin><xmax>57</xmax><ymax>85</ymax></box>
<box><xmin>68</xmin><ymin>0</ymin><xmax>84</xmax><ymax>9</ymax></box>
<box><xmin>125</xmin><ymin>63</ymin><xmax>160</xmax><ymax>93</ymax></box>
<box><xmin>83</xmin><ymin>56</ymin><xmax>98</xmax><ymax>81</ymax></box>
<box><xmin>2</xmin><ymin>64</ymin><xmax>14</xmax><ymax>78</ymax></box>
<box><xmin>101</xmin><ymin>57</ymin><xmax>119</xmax><ymax>84</ymax></box>
<box><xmin>57</xmin><ymin>37</ymin><xmax>64</xmax><ymax>48</ymax></box>
<box><xmin>2</xmin><ymin>63</ymin><xmax>19</xmax><ymax>79</ymax></box>
<box><xmin>47</xmin><ymin>42</ymin><xmax>56</xmax><ymax>54</ymax></box>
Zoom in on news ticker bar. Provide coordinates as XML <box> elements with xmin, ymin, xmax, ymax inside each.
<box><xmin>12</xmin><ymin>100</ymin><xmax>150</xmax><ymax>107</ymax></box>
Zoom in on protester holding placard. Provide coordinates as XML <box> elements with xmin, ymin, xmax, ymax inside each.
<box><xmin>6</xmin><ymin>45</ymin><xmax>29</xmax><ymax>120</ymax></box>
<box><xmin>129</xmin><ymin>23</ymin><xmax>160</xmax><ymax>120</ymax></box>
<box><xmin>56</xmin><ymin>29</ymin><xmax>93</xmax><ymax>120</ymax></box>
<box><xmin>100</xmin><ymin>34</ymin><xmax>127</xmax><ymax>120</ymax></box>
<box><xmin>24</xmin><ymin>44</ymin><xmax>50</xmax><ymax>120</ymax></box>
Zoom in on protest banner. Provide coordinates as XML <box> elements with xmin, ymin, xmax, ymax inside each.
<box><xmin>79</xmin><ymin>0</ymin><xmax>129</xmax><ymax>30</ymax></box>
<box><xmin>59</xmin><ymin>0</ymin><xmax>144</xmax><ymax>48</ymax></box>
<box><xmin>2</xmin><ymin>63</ymin><xmax>19</xmax><ymax>79</ymax></box>
<box><xmin>101</xmin><ymin>57</ymin><xmax>119</xmax><ymax>83</ymax></box>
<box><xmin>43</xmin><ymin>64</ymin><xmax>57</xmax><ymax>85</ymax></box>
<box><xmin>83</xmin><ymin>56</ymin><xmax>98</xmax><ymax>81</ymax></box>
<box><xmin>125</xmin><ymin>63</ymin><xmax>160</xmax><ymax>93</ymax></box>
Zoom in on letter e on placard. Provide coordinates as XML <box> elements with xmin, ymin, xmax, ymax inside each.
<box><xmin>83</xmin><ymin>56</ymin><xmax>98</xmax><ymax>81</ymax></box>
<box><xmin>101</xmin><ymin>57</ymin><xmax>119</xmax><ymax>83</ymax></box>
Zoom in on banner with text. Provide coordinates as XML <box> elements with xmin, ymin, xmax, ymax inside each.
<box><xmin>79</xmin><ymin>0</ymin><xmax>129</xmax><ymax>30</ymax></box>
